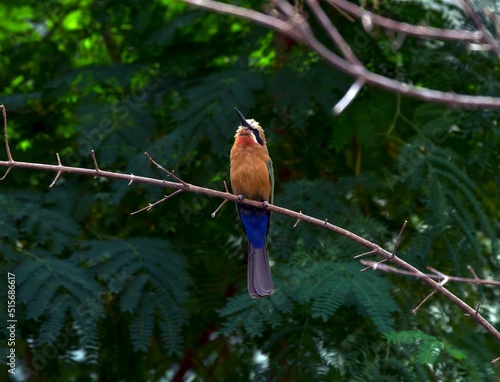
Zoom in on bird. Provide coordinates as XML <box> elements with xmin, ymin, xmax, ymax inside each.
<box><xmin>230</xmin><ymin>108</ymin><xmax>275</xmax><ymax>298</ymax></box>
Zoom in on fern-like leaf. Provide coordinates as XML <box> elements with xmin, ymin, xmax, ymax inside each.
<box><xmin>75</xmin><ymin>238</ymin><xmax>189</xmax><ymax>355</ymax></box>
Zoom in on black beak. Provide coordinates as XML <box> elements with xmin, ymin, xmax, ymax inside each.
<box><xmin>235</xmin><ymin>108</ymin><xmax>253</xmax><ymax>130</ymax></box>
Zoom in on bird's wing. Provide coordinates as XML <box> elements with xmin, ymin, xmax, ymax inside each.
<box><xmin>266</xmin><ymin>158</ymin><xmax>274</xmax><ymax>205</ymax></box>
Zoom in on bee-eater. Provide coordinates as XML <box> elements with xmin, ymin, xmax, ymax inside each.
<box><xmin>230</xmin><ymin>108</ymin><xmax>275</xmax><ymax>298</ymax></box>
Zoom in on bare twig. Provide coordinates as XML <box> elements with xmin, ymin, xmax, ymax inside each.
<box><xmin>1</xmin><ymin>105</ymin><xmax>12</xmax><ymax>162</ymax></box>
<box><xmin>359</xmin><ymin>219</ymin><xmax>406</xmax><ymax>271</ymax></box>
<box><xmin>467</xmin><ymin>264</ymin><xmax>480</xmax><ymax>281</ymax></box>
<box><xmin>91</xmin><ymin>150</ymin><xmax>101</xmax><ymax>172</ymax></box>
<box><xmin>49</xmin><ymin>153</ymin><xmax>63</xmax><ymax>188</ymax></box>
<box><xmin>485</xmin><ymin>8</ymin><xmax>500</xmax><ymax>40</ymax></box>
<box><xmin>392</xmin><ymin>220</ymin><xmax>407</xmax><ymax>257</ymax></box>
<box><xmin>307</xmin><ymin>0</ymin><xmax>361</xmax><ymax>65</ymax></box>
<box><xmin>460</xmin><ymin>0</ymin><xmax>500</xmax><ymax>58</ymax></box>
<box><xmin>359</xmin><ymin>260</ymin><xmax>500</xmax><ymax>286</ymax></box>
<box><xmin>306</xmin><ymin>0</ymin><xmax>366</xmax><ymax>113</ymax></box>
<box><xmin>354</xmin><ymin>248</ymin><xmax>378</xmax><ymax>258</ymax></box>
<box><xmin>412</xmin><ymin>290</ymin><xmax>437</xmax><ymax>315</ymax></box>
<box><xmin>0</xmin><ymin>105</ymin><xmax>13</xmax><ymax>180</ymax></box>
<box><xmin>333</xmin><ymin>78</ymin><xmax>365</xmax><ymax>115</ymax></box>
<box><xmin>144</xmin><ymin>151</ymin><xmax>188</xmax><ymax>187</ymax></box>
<box><xmin>130</xmin><ymin>189</ymin><xmax>184</xmax><ymax>215</ymax></box>
<box><xmin>211</xmin><ymin>199</ymin><xmax>228</xmax><ymax>218</ymax></box>
<box><xmin>293</xmin><ymin>210</ymin><xmax>304</xmax><ymax>227</ymax></box>
<box><xmin>0</xmin><ymin>167</ymin><xmax>12</xmax><ymax>181</ymax></box>
<box><xmin>211</xmin><ymin>181</ymin><xmax>231</xmax><ymax>218</ymax></box>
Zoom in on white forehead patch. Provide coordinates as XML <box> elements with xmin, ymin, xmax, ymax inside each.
<box><xmin>235</xmin><ymin>126</ymin><xmax>258</xmax><ymax>143</ymax></box>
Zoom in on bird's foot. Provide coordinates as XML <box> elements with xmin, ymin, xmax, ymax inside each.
<box><xmin>237</xmin><ymin>194</ymin><xmax>244</xmax><ymax>203</ymax></box>
<box><xmin>262</xmin><ymin>200</ymin><xmax>270</xmax><ymax>209</ymax></box>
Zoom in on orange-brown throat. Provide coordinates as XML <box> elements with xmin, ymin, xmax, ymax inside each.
<box><xmin>235</xmin><ymin>134</ymin><xmax>259</xmax><ymax>146</ymax></box>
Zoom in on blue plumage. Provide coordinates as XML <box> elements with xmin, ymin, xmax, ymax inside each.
<box><xmin>238</xmin><ymin>206</ymin><xmax>269</xmax><ymax>249</ymax></box>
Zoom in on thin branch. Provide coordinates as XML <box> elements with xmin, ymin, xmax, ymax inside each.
<box><xmin>130</xmin><ymin>189</ymin><xmax>184</xmax><ymax>215</ymax></box>
<box><xmin>182</xmin><ymin>0</ymin><xmax>500</xmax><ymax>109</ymax></box>
<box><xmin>0</xmin><ymin>105</ymin><xmax>13</xmax><ymax>180</ymax></box>
<box><xmin>460</xmin><ymin>0</ymin><xmax>500</xmax><ymax>58</ymax></box>
<box><xmin>328</xmin><ymin>0</ymin><xmax>484</xmax><ymax>43</ymax></box>
<box><xmin>467</xmin><ymin>264</ymin><xmax>480</xmax><ymax>281</ymax></box>
<box><xmin>49</xmin><ymin>153</ymin><xmax>63</xmax><ymax>188</ymax></box>
<box><xmin>392</xmin><ymin>220</ymin><xmax>407</xmax><ymax>257</ymax></box>
<box><xmin>91</xmin><ymin>150</ymin><xmax>101</xmax><ymax>172</ymax></box>
<box><xmin>412</xmin><ymin>290</ymin><xmax>437</xmax><ymax>315</ymax></box>
<box><xmin>307</xmin><ymin>0</ymin><xmax>361</xmax><ymax>65</ymax></box>
<box><xmin>211</xmin><ymin>199</ymin><xmax>228</xmax><ymax>218</ymax></box>
<box><xmin>485</xmin><ymin>8</ymin><xmax>500</xmax><ymax>40</ymax></box>
<box><xmin>359</xmin><ymin>219</ymin><xmax>406</xmax><ymax>271</ymax></box>
<box><xmin>1</xmin><ymin>105</ymin><xmax>13</xmax><ymax>162</ymax></box>
<box><xmin>0</xmin><ymin>167</ymin><xmax>12</xmax><ymax>181</ymax></box>
<box><xmin>306</xmin><ymin>0</ymin><xmax>365</xmax><ymax>112</ymax></box>
<box><xmin>211</xmin><ymin>180</ymin><xmax>230</xmax><ymax>218</ymax></box>
<box><xmin>333</xmin><ymin>78</ymin><xmax>365</xmax><ymax>115</ymax></box>
<box><xmin>353</xmin><ymin>248</ymin><xmax>377</xmax><ymax>258</ymax></box>
<box><xmin>144</xmin><ymin>151</ymin><xmax>188</xmax><ymax>187</ymax></box>
<box><xmin>359</xmin><ymin>260</ymin><xmax>500</xmax><ymax>286</ymax></box>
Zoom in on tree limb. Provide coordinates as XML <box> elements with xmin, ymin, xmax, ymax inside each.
<box><xmin>181</xmin><ymin>0</ymin><xmax>500</xmax><ymax>110</ymax></box>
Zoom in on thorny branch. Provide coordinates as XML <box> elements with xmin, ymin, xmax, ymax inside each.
<box><xmin>359</xmin><ymin>260</ymin><xmax>500</xmax><ymax>287</ymax></box>
<box><xmin>181</xmin><ymin>0</ymin><xmax>500</xmax><ymax>111</ymax></box>
<box><xmin>0</xmin><ymin>106</ymin><xmax>499</xmax><ymax>351</ymax></box>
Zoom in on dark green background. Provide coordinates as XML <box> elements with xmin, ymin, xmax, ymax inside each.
<box><xmin>0</xmin><ymin>0</ymin><xmax>498</xmax><ymax>380</ymax></box>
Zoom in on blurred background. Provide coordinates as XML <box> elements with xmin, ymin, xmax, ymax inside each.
<box><xmin>0</xmin><ymin>0</ymin><xmax>498</xmax><ymax>380</ymax></box>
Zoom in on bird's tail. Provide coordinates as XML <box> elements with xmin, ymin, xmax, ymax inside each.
<box><xmin>247</xmin><ymin>243</ymin><xmax>274</xmax><ymax>298</ymax></box>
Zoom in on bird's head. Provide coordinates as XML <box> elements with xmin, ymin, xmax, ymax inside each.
<box><xmin>234</xmin><ymin>108</ymin><xmax>267</xmax><ymax>148</ymax></box>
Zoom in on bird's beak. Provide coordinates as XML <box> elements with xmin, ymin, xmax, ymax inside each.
<box><xmin>235</xmin><ymin>108</ymin><xmax>253</xmax><ymax>130</ymax></box>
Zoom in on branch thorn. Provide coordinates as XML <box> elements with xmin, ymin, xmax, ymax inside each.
<box><xmin>49</xmin><ymin>153</ymin><xmax>63</xmax><ymax>188</ymax></box>
<box><xmin>465</xmin><ymin>301</ymin><xmax>482</xmax><ymax>317</ymax></box>
<box><xmin>293</xmin><ymin>210</ymin><xmax>303</xmax><ymax>227</ymax></box>
<box><xmin>91</xmin><ymin>150</ymin><xmax>101</xmax><ymax>173</ymax></box>
<box><xmin>391</xmin><ymin>220</ymin><xmax>407</xmax><ymax>258</ymax></box>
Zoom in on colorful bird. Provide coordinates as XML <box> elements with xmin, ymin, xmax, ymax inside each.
<box><xmin>230</xmin><ymin>108</ymin><xmax>275</xmax><ymax>298</ymax></box>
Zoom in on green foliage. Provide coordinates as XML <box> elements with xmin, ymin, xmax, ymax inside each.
<box><xmin>14</xmin><ymin>249</ymin><xmax>104</xmax><ymax>349</ymax></box>
<box><xmin>75</xmin><ymin>238</ymin><xmax>189</xmax><ymax>354</ymax></box>
<box><xmin>0</xmin><ymin>0</ymin><xmax>498</xmax><ymax>380</ymax></box>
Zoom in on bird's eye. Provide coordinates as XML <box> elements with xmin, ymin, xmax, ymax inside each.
<box><xmin>251</xmin><ymin>128</ymin><xmax>264</xmax><ymax>146</ymax></box>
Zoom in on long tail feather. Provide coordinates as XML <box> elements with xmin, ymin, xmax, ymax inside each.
<box><xmin>247</xmin><ymin>243</ymin><xmax>274</xmax><ymax>298</ymax></box>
